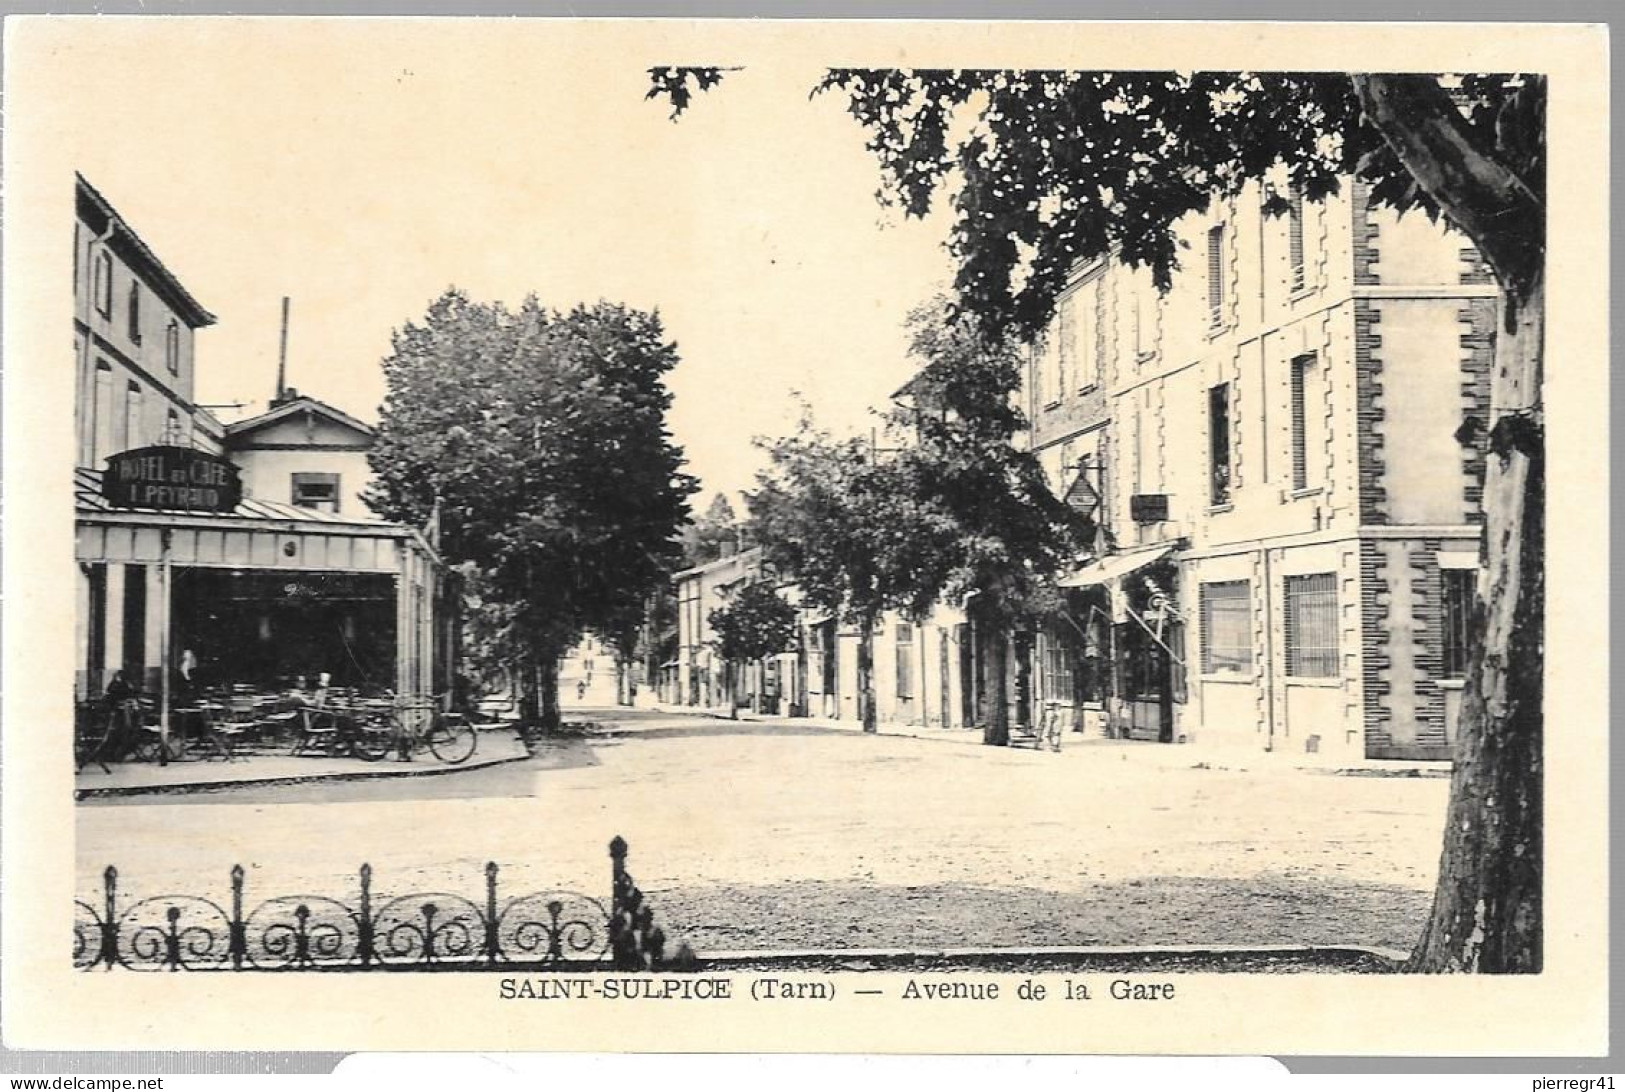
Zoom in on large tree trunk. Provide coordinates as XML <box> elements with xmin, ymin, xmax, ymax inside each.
<box><xmin>858</xmin><ymin>613</ymin><xmax>878</xmax><ymax>733</ymax></box>
<box><xmin>982</xmin><ymin>616</ymin><xmax>1010</xmax><ymax>747</ymax></box>
<box><xmin>1355</xmin><ymin>74</ymin><xmax>1546</xmax><ymax>974</ymax></box>
<box><xmin>517</xmin><ymin>656</ymin><xmax>540</xmax><ymax>727</ymax></box>
<box><xmin>1408</xmin><ymin>276</ymin><xmax>1544</xmax><ymax>973</ymax></box>
<box><xmin>538</xmin><ymin>654</ymin><xmax>561</xmax><ymax>733</ymax></box>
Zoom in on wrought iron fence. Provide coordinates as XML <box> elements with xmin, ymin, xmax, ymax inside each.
<box><xmin>76</xmin><ymin>835</ymin><xmax>671</xmax><ymax>972</ymax></box>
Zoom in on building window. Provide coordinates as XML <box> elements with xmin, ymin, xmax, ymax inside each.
<box><xmin>123</xmin><ymin>382</ymin><xmax>143</xmax><ymax>451</ymax></box>
<box><xmin>1200</xmin><ymin>581</ymin><xmax>1252</xmax><ymax>674</ymax></box>
<box><xmin>1055</xmin><ymin>295</ymin><xmax>1074</xmax><ymax>397</ymax></box>
<box><xmin>1287</xmin><ymin>188</ymin><xmax>1307</xmax><ymax>292</ymax></box>
<box><xmin>291</xmin><ymin>472</ymin><xmax>341</xmax><ymax>513</ymax></box>
<box><xmin>895</xmin><ymin>622</ymin><xmax>914</xmax><ymax>699</ymax></box>
<box><xmin>94</xmin><ymin>251</ymin><xmax>113</xmax><ymax>318</ymax></box>
<box><xmin>1289</xmin><ymin>353</ymin><xmax>1314</xmax><ymax>491</ymax></box>
<box><xmin>165</xmin><ymin>320</ymin><xmax>180</xmax><ymax>375</ymax></box>
<box><xmin>127</xmin><ymin>282</ymin><xmax>142</xmax><ymax>343</ymax></box>
<box><xmin>1133</xmin><ymin>280</ymin><xmax>1156</xmax><ymax>361</ymax></box>
<box><xmin>1042</xmin><ymin>628</ymin><xmax>1077</xmax><ymax>703</ymax></box>
<box><xmin>1284</xmin><ymin>573</ymin><xmax>1339</xmax><ymax>677</ymax></box>
<box><xmin>1208</xmin><ymin>382</ymin><xmax>1232</xmax><ymax>506</ymax></box>
<box><xmin>93</xmin><ymin>362</ymin><xmax>115</xmax><ymax>465</ymax></box>
<box><xmin>1078</xmin><ymin>278</ymin><xmax>1101</xmax><ymax>390</ymax></box>
<box><xmin>1206</xmin><ymin>223</ymin><xmax>1226</xmax><ymax>327</ymax></box>
<box><xmin>1030</xmin><ymin>340</ymin><xmax>1047</xmax><ymax>409</ymax></box>
<box><xmin>1441</xmin><ymin>568</ymin><xmax>1474</xmax><ymax>679</ymax></box>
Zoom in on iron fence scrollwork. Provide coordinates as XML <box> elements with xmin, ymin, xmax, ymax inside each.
<box><xmin>75</xmin><ymin>836</ymin><xmax>676</xmax><ymax>972</ymax></box>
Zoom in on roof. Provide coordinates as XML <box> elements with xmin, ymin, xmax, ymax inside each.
<box><xmin>224</xmin><ymin>394</ymin><xmax>376</xmax><ymax>442</ymax></box>
<box><xmin>75</xmin><ymin>174</ymin><xmax>216</xmax><ymax>329</ymax></box>
<box><xmin>673</xmin><ymin>545</ymin><xmax>764</xmax><ymax>582</ymax></box>
<box><xmin>75</xmin><ymin>466</ymin><xmax>397</xmax><ymax>530</ymax></box>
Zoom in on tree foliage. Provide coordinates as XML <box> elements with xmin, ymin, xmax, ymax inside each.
<box><xmin>680</xmin><ymin>492</ymin><xmax>742</xmax><ymax>567</ymax></box>
<box><xmin>651</xmin><ymin>64</ymin><xmax>1548</xmax><ymax>973</ymax></box>
<box><xmin>365</xmin><ymin>289</ymin><xmax>697</xmax><ymax>724</ymax></box>
<box><xmin>708</xmin><ymin>580</ymin><xmax>799</xmax><ymax>664</ymax></box>
<box><xmin>655</xmin><ymin>67</ymin><xmax>1541</xmax><ymax>329</ymax></box>
<box><xmin>891</xmin><ymin>298</ymin><xmax>1085</xmax><ymax>612</ymax></box>
<box><xmin>889</xmin><ymin>299</ymin><xmax>1091</xmax><ymax>744</ymax></box>
<box><xmin>748</xmin><ymin>411</ymin><xmax>961</xmax><ymax>731</ymax></box>
<box><xmin>749</xmin><ymin>414</ymin><xmax>957</xmax><ymax>629</ymax></box>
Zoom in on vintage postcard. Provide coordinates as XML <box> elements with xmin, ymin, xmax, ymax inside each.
<box><xmin>1</xmin><ymin>16</ymin><xmax>1609</xmax><ymax>1057</ymax></box>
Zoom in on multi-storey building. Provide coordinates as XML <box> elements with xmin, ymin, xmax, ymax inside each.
<box><xmin>671</xmin><ymin>546</ymin><xmax>769</xmax><ymax>712</ymax></box>
<box><xmin>75</xmin><ymin>175</ymin><xmax>218</xmax><ymax>465</ymax></box>
<box><xmin>73</xmin><ymin>175</ymin><xmax>448</xmax><ymax>706</ymax></box>
<box><xmin>1027</xmin><ymin>176</ymin><xmax>1493</xmax><ymax>762</ymax></box>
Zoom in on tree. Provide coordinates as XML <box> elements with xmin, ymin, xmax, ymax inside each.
<box><xmin>366</xmin><ymin>290</ymin><xmax>697</xmax><ymax>732</ymax></box>
<box><xmin>681</xmin><ymin>493</ymin><xmax>742</xmax><ymax>567</ymax></box>
<box><xmin>749</xmin><ymin>412</ymin><xmax>959</xmax><ymax>732</ymax></box>
<box><xmin>889</xmin><ymin>299</ymin><xmax>1088</xmax><ymax>745</ymax></box>
<box><xmin>708</xmin><ymin>579</ymin><xmax>800</xmax><ymax>715</ymax></box>
<box><xmin>652</xmin><ymin>68</ymin><xmax>1545</xmax><ymax>972</ymax></box>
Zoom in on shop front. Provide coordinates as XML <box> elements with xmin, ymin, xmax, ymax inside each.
<box><xmin>75</xmin><ymin>462</ymin><xmax>446</xmax><ymax>720</ymax></box>
<box><xmin>1056</xmin><ymin>544</ymin><xmax>1188</xmax><ymax>743</ymax></box>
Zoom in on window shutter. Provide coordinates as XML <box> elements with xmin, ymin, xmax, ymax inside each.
<box><xmin>1206</xmin><ymin>225</ymin><xmax>1225</xmax><ymax>325</ymax></box>
<box><xmin>1288</xmin><ymin>189</ymin><xmax>1306</xmax><ymax>291</ymax></box>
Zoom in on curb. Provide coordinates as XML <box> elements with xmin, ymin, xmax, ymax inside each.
<box><xmin>678</xmin><ymin>943</ymin><xmax>1411</xmax><ymax>974</ymax></box>
<box><xmin>74</xmin><ymin>743</ymin><xmax>535</xmax><ymax>800</ymax></box>
<box><xmin>641</xmin><ymin>705</ymin><xmax>1451</xmax><ymax>775</ymax></box>
<box><xmin>689</xmin><ymin>942</ymin><xmax>1412</xmax><ymax>963</ymax></box>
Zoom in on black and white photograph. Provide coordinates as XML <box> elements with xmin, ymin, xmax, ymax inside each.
<box><xmin>2</xmin><ymin>15</ymin><xmax>1608</xmax><ymax>1059</ymax></box>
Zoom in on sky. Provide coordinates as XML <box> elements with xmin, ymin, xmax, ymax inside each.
<box><xmin>35</xmin><ymin>19</ymin><xmax>956</xmax><ymax>507</ymax></box>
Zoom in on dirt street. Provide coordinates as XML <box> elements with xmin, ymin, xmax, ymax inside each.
<box><xmin>77</xmin><ymin>711</ymin><xmax>1450</xmax><ymax>955</ymax></box>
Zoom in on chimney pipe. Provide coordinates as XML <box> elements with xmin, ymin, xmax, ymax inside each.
<box><xmin>276</xmin><ymin>296</ymin><xmax>290</xmax><ymax>402</ymax></box>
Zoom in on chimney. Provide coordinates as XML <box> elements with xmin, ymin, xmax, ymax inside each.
<box><xmin>275</xmin><ymin>296</ymin><xmax>290</xmax><ymax>403</ymax></box>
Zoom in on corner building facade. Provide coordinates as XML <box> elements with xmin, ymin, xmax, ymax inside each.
<box><xmin>1027</xmin><ymin>177</ymin><xmax>1494</xmax><ymax>762</ymax></box>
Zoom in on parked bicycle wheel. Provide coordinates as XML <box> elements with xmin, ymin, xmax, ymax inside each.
<box><xmin>351</xmin><ymin>714</ymin><xmax>393</xmax><ymax>762</ymax></box>
<box><xmin>427</xmin><ymin>720</ymin><xmax>477</xmax><ymax>764</ymax></box>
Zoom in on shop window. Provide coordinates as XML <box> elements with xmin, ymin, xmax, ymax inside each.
<box><xmin>1200</xmin><ymin>580</ymin><xmax>1252</xmax><ymax>674</ymax></box>
<box><xmin>127</xmin><ymin>282</ymin><xmax>142</xmax><ymax>343</ymax></box>
<box><xmin>1284</xmin><ymin>573</ymin><xmax>1339</xmax><ymax>677</ymax></box>
<box><xmin>1288</xmin><ymin>187</ymin><xmax>1307</xmax><ymax>292</ymax></box>
<box><xmin>1441</xmin><ymin>568</ymin><xmax>1474</xmax><ymax>679</ymax></box>
<box><xmin>1206</xmin><ymin>223</ymin><xmax>1226</xmax><ymax>327</ymax></box>
<box><xmin>1289</xmin><ymin>354</ymin><xmax>1314</xmax><ymax>491</ymax></box>
<box><xmin>291</xmin><ymin>472</ymin><xmax>341</xmax><ymax>513</ymax></box>
<box><xmin>1208</xmin><ymin>383</ymin><xmax>1232</xmax><ymax>505</ymax></box>
<box><xmin>166</xmin><ymin>320</ymin><xmax>180</xmax><ymax>375</ymax></box>
<box><xmin>895</xmin><ymin>622</ymin><xmax>914</xmax><ymax>699</ymax></box>
<box><xmin>1042</xmin><ymin>628</ymin><xmax>1077</xmax><ymax>703</ymax></box>
<box><xmin>94</xmin><ymin>251</ymin><xmax>113</xmax><ymax>318</ymax></box>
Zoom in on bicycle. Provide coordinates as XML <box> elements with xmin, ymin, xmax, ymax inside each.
<box><xmin>292</xmin><ymin>698</ymin><xmax>394</xmax><ymax>762</ymax></box>
<box><xmin>387</xmin><ymin>696</ymin><xmax>478</xmax><ymax>765</ymax></box>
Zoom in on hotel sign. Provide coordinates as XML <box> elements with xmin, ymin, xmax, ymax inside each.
<box><xmin>102</xmin><ymin>446</ymin><xmax>242</xmax><ymax>513</ymax></box>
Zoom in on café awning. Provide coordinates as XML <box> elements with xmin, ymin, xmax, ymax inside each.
<box><xmin>1057</xmin><ymin>544</ymin><xmax>1176</xmax><ymax>589</ymax></box>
